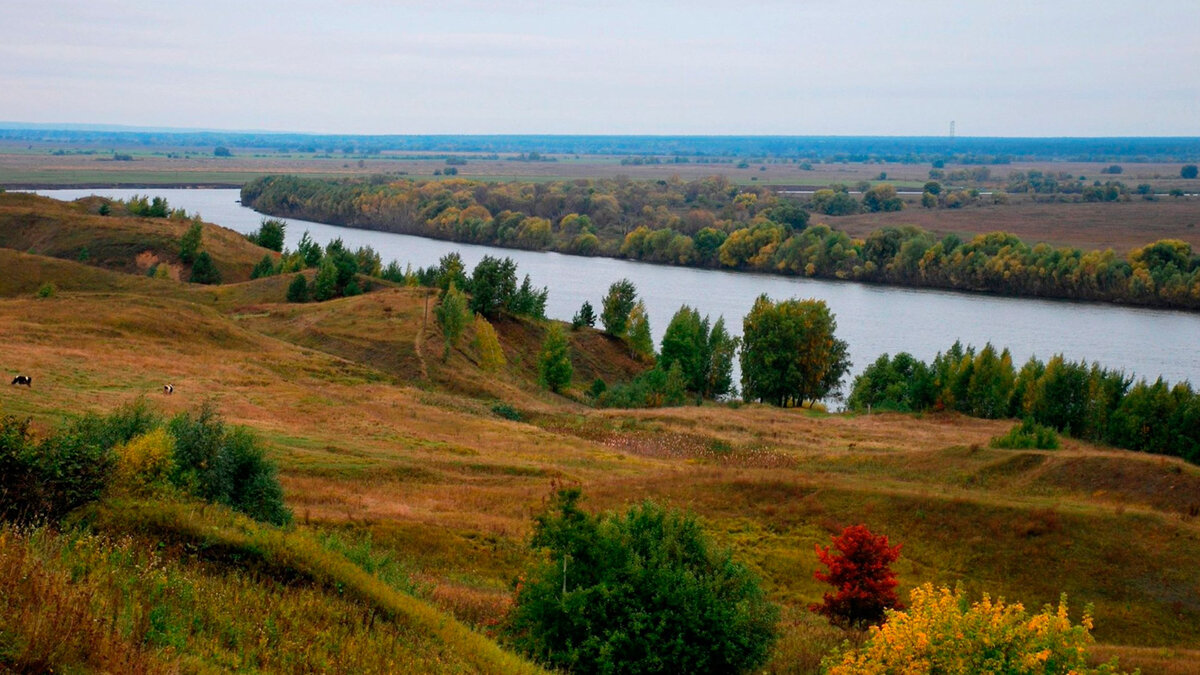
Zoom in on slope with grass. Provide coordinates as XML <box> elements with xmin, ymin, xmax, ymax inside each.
<box><xmin>2</xmin><ymin>200</ymin><xmax>1199</xmax><ymax>673</ymax></box>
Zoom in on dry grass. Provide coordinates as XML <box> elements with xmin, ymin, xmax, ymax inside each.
<box><xmin>2</xmin><ymin>210</ymin><xmax>1200</xmax><ymax>672</ymax></box>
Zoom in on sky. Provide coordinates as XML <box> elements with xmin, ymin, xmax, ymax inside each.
<box><xmin>2</xmin><ymin>0</ymin><xmax>1198</xmax><ymax>137</ymax></box>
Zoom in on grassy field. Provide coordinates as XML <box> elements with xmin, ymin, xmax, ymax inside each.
<box><xmin>2</xmin><ymin>194</ymin><xmax>1200</xmax><ymax>673</ymax></box>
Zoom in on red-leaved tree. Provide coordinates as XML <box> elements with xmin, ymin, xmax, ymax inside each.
<box><xmin>810</xmin><ymin>524</ymin><xmax>903</xmax><ymax>629</ymax></box>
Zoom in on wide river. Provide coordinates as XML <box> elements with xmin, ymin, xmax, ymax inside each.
<box><xmin>36</xmin><ymin>188</ymin><xmax>1200</xmax><ymax>392</ymax></box>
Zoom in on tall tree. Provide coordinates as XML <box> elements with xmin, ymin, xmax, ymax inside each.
<box><xmin>473</xmin><ymin>314</ymin><xmax>506</xmax><ymax>372</ymax></box>
<box><xmin>810</xmin><ymin>524</ymin><xmax>903</xmax><ymax>630</ymax></box>
<box><xmin>626</xmin><ymin>302</ymin><xmax>654</xmax><ymax>361</ymax></box>
<box><xmin>538</xmin><ymin>324</ymin><xmax>573</xmax><ymax>393</ymax></box>
<box><xmin>435</xmin><ymin>282</ymin><xmax>469</xmax><ymax>361</ymax></box>
<box><xmin>660</xmin><ymin>305</ymin><xmax>711</xmax><ymax>394</ymax></box>
<box><xmin>600</xmin><ymin>278</ymin><xmax>638</xmax><ymax>336</ymax></box>
<box><xmin>179</xmin><ymin>223</ymin><xmax>203</xmax><ymax>264</ymax></box>
<box><xmin>469</xmin><ymin>255</ymin><xmax>518</xmax><ymax>319</ymax></box>
<box><xmin>739</xmin><ymin>295</ymin><xmax>850</xmax><ymax>407</ymax></box>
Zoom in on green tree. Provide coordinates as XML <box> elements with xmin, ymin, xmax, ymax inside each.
<box><xmin>506</xmin><ymin>489</ymin><xmax>778</xmax><ymax>674</ymax></box>
<box><xmin>435</xmin><ymin>282</ymin><xmax>469</xmax><ymax>361</ymax></box>
<box><xmin>862</xmin><ymin>183</ymin><xmax>904</xmax><ymax>212</ymax></box>
<box><xmin>538</xmin><ymin>324</ymin><xmax>573</xmax><ymax>393</ymax></box>
<box><xmin>740</xmin><ymin>295</ymin><xmax>850</xmax><ymax>407</ymax></box>
<box><xmin>188</xmin><ymin>251</ymin><xmax>222</xmax><ymax>284</ymax></box>
<box><xmin>179</xmin><ymin>222</ymin><xmax>203</xmax><ymax>264</ymax></box>
<box><xmin>312</xmin><ymin>259</ymin><xmax>338</xmax><ymax>301</ymax></box>
<box><xmin>469</xmin><ymin>255</ymin><xmax>518</xmax><ymax>318</ymax></box>
<box><xmin>660</xmin><ymin>305</ymin><xmax>710</xmax><ymax>393</ymax></box>
<box><xmin>247</xmin><ymin>218</ymin><xmax>286</xmax><ymax>252</ymax></box>
<box><xmin>286</xmin><ymin>273</ymin><xmax>309</xmax><ymax>302</ymax></box>
<box><xmin>297</xmin><ymin>231</ymin><xmax>323</xmax><ymax>267</ymax></box>
<box><xmin>571</xmin><ymin>300</ymin><xmax>596</xmax><ymax>329</ymax></box>
<box><xmin>706</xmin><ymin>316</ymin><xmax>739</xmax><ymax>399</ymax></box>
<box><xmin>1182</xmin><ymin>164</ymin><xmax>1198</xmax><ymax>179</ymax></box>
<box><xmin>601</xmin><ymin>278</ymin><xmax>638</xmax><ymax>336</ymax></box>
<box><xmin>251</xmin><ymin>254</ymin><xmax>276</xmax><ymax>279</ymax></box>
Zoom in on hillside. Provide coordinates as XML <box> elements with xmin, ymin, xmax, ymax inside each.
<box><xmin>2</xmin><ymin>200</ymin><xmax>1200</xmax><ymax>674</ymax></box>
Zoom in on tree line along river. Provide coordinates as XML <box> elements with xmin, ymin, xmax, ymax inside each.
<box><xmin>36</xmin><ymin>188</ymin><xmax>1200</xmax><ymax>394</ymax></box>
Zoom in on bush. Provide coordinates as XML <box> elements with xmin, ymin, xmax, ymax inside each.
<box><xmin>250</xmin><ymin>254</ymin><xmax>276</xmax><ymax>279</ymax></box>
<box><xmin>0</xmin><ymin>399</ymin><xmax>158</xmax><ymax>524</ymax></box>
<box><xmin>824</xmin><ymin>584</ymin><xmax>1130</xmax><ymax>674</ymax></box>
<box><xmin>36</xmin><ymin>282</ymin><xmax>56</xmax><ymax>298</ymax></box>
<box><xmin>491</xmin><ymin>403</ymin><xmax>521</xmax><ymax>421</ymax></box>
<box><xmin>168</xmin><ymin>404</ymin><xmax>290</xmax><ymax>526</ymax></box>
<box><xmin>188</xmin><ymin>251</ymin><xmax>221</xmax><ymax>285</ymax></box>
<box><xmin>506</xmin><ymin>489</ymin><xmax>778</xmax><ymax>674</ymax></box>
<box><xmin>114</xmin><ymin>428</ymin><xmax>175</xmax><ymax>495</ymax></box>
<box><xmin>991</xmin><ymin>417</ymin><xmax>1060</xmax><ymax>450</ymax></box>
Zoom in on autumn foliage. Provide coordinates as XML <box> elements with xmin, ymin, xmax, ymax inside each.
<box><xmin>810</xmin><ymin>524</ymin><xmax>903</xmax><ymax>629</ymax></box>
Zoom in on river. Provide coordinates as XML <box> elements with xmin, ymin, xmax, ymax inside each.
<box><xmin>34</xmin><ymin>188</ymin><xmax>1200</xmax><ymax>392</ymax></box>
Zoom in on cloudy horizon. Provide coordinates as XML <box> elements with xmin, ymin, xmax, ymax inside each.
<box><xmin>3</xmin><ymin>0</ymin><xmax>1197</xmax><ymax>137</ymax></box>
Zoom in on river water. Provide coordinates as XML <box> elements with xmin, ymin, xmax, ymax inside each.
<box><xmin>35</xmin><ymin>188</ymin><xmax>1200</xmax><ymax>391</ymax></box>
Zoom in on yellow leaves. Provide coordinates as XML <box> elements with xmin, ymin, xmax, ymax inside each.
<box><xmin>114</xmin><ymin>428</ymin><xmax>175</xmax><ymax>496</ymax></box>
<box><xmin>823</xmin><ymin>583</ymin><xmax>1127</xmax><ymax>675</ymax></box>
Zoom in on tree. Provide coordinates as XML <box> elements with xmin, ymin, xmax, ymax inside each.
<box><xmin>297</xmin><ymin>231</ymin><xmax>323</xmax><ymax>267</ymax></box>
<box><xmin>1182</xmin><ymin>164</ymin><xmax>1198</xmax><ymax>179</ymax></box>
<box><xmin>188</xmin><ymin>251</ymin><xmax>221</xmax><ymax>284</ymax></box>
<box><xmin>707</xmin><ymin>317</ymin><xmax>739</xmax><ymax>399</ymax></box>
<box><xmin>740</xmin><ymin>295</ymin><xmax>851</xmax><ymax>407</ymax></box>
<box><xmin>538</xmin><ymin>324</ymin><xmax>573</xmax><ymax>393</ymax></box>
<box><xmin>571</xmin><ymin>300</ymin><xmax>596</xmax><ymax>329</ymax></box>
<box><xmin>286</xmin><ymin>273</ymin><xmax>308</xmax><ymax>302</ymax></box>
<box><xmin>810</xmin><ymin>524</ymin><xmax>903</xmax><ymax>630</ymax></box>
<box><xmin>626</xmin><ymin>301</ymin><xmax>654</xmax><ymax>360</ymax></box>
<box><xmin>179</xmin><ymin>222</ymin><xmax>203</xmax><ymax>264</ymax></box>
<box><xmin>473</xmin><ymin>314</ymin><xmax>506</xmax><ymax>372</ymax></box>
<box><xmin>469</xmin><ymin>255</ymin><xmax>518</xmax><ymax>318</ymax></box>
<box><xmin>861</xmin><ymin>183</ymin><xmax>904</xmax><ymax>212</ymax></box>
<box><xmin>601</xmin><ymin>278</ymin><xmax>638</xmax><ymax>336</ymax></box>
<box><xmin>506</xmin><ymin>489</ymin><xmax>778</xmax><ymax>674</ymax></box>
<box><xmin>435</xmin><ymin>282</ymin><xmax>470</xmax><ymax>361</ymax></box>
<box><xmin>247</xmin><ymin>218</ymin><xmax>286</xmax><ymax>252</ymax></box>
<box><xmin>312</xmin><ymin>259</ymin><xmax>338</xmax><ymax>301</ymax></box>
<box><xmin>213</xmin><ymin>146</ymin><xmax>232</xmax><ymax>157</ymax></box>
<box><xmin>660</xmin><ymin>305</ymin><xmax>711</xmax><ymax>393</ymax></box>
<box><xmin>251</xmin><ymin>254</ymin><xmax>276</xmax><ymax>279</ymax></box>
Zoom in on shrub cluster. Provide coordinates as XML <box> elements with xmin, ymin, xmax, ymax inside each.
<box><xmin>991</xmin><ymin>418</ymin><xmax>1061</xmax><ymax>450</ymax></box>
<box><xmin>0</xmin><ymin>400</ymin><xmax>289</xmax><ymax>526</ymax></box>
<box><xmin>849</xmin><ymin>342</ymin><xmax>1199</xmax><ymax>463</ymax></box>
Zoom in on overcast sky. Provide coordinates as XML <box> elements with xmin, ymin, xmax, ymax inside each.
<box><xmin>2</xmin><ymin>0</ymin><xmax>1197</xmax><ymax>136</ymax></box>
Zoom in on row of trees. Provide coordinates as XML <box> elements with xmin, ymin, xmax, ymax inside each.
<box><xmin>848</xmin><ymin>342</ymin><xmax>1200</xmax><ymax>463</ymax></box>
<box><xmin>242</xmin><ymin>175</ymin><xmax>1200</xmax><ymax>310</ymax></box>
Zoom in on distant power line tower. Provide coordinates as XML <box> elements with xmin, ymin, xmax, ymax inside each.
<box><xmin>949</xmin><ymin>120</ymin><xmax>956</xmax><ymax>141</ymax></box>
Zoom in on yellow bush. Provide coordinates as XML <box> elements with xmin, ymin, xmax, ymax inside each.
<box><xmin>824</xmin><ymin>584</ymin><xmax>1131</xmax><ymax>675</ymax></box>
<box><xmin>474</xmin><ymin>314</ymin><xmax>506</xmax><ymax>372</ymax></box>
<box><xmin>114</xmin><ymin>428</ymin><xmax>174</xmax><ymax>495</ymax></box>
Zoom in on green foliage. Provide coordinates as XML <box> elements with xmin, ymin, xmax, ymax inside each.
<box><xmin>36</xmin><ymin>282</ymin><xmax>56</xmax><ymax>298</ymax></box>
<box><xmin>659</xmin><ymin>306</ymin><xmax>740</xmax><ymax>399</ymax></box>
<box><xmin>991</xmin><ymin>418</ymin><xmax>1061</xmax><ymax>450</ymax></box>
<box><xmin>491</xmin><ymin>403</ymin><xmax>522</xmax><ymax>421</ymax></box>
<box><xmin>848</xmin><ymin>352</ymin><xmax>936</xmax><ymax>412</ymax></box>
<box><xmin>167</xmin><ymin>404</ymin><xmax>291</xmax><ymax>526</ymax></box>
<box><xmin>0</xmin><ymin>399</ymin><xmax>157</xmax><ymax>524</ymax></box>
<box><xmin>861</xmin><ymin>183</ymin><xmax>904</xmax><ymax>212</ymax></box>
<box><xmin>286</xmin><ymin>273</ymin><xmax>309</xmax><ymax>302</ymax></box>
<box><xmin>601</xmin><ymin>278</ymin><xmax>638</xmax><ymax>336</ymax></box>
<box><xmin>740</xmin><ymin>295</ymin><xmax>851</xmax><ymax>407</ymax></box>
<box><xmin>506</xmin><ymin>489</ymin><xmax>778</xmax><ymax>674</ymax></box>
<box><xmin>246</xmin><ymin>218</ymin><xmax>286</xmax><ymax>252</ymax></box>
<box><xmin>214</xmin><ymin>146</ymin><xmax>232</xmax><ymax>157</ymax></box>
<box><xmin>188</xmin><ymin>251</ymin><xmax>221</xmax><ymax>285</ymax></box>
<box><xmin>537</xmin><ymin>324</ymin><xmax>573</xmax><ymax>393</ymax></box>
<box><xmin>571</xmin><ymin>300</ymin><xmax>596</xmax><ymax>329</ymax></box>
<box><xmin>297</xmin><ymin>231</ymin><xmax>323</xmax><ymax>267</ymax></box>
<box><xmin>312</xmin><ymin>260</ymin><xmax>338</xmax><ymax>301</ymax></box>
<box><xmin>250</xmin><ymin>254</ymin><xmax>276</xmax><ymax>279</ymax></box>
<box><xmin>178</xmin><ymin>222</ymin><xmax>203</xmax><ymax>264</ymax></box>
<box><xmin>436</xmin><ymin>282</ymin><xmax>470</xmax><ymax>361</ymax></box>
<box><xmin>468</xmin><ymin>255</ymin><xmax>517</xmax><ymax>318</ymax></box>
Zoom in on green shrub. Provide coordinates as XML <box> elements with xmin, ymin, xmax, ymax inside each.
<box><xmin>36</xmin><ymin>282</ymin><xmax>56</xmax><ymax>298</ymax></box>
<box><xmin>286</xmin><ymin>273</ymin><xmax>309</xmax><ymax>302</ymax></box>
<box><xmin>188</xmin><ymin>251</ymin><xmax>221</xmax><ymax>285</ymax></box>
<box><xmin>491</xmin><ymin>403</ymin><xmax>522</xmax><ymax>421</ymax></box>
<box><xmin>991</xmin><ymin>417</ymin><xmax>1060</xmax><ymax>450</ymax></box>
<box><xmin>167</xmin><ymin>404</ymin><xmax>290</xmax><ymax>526</ymax></box>
<box><xmin>506</xmin><ymin>489</ymin><xmax>778</xmax><ymax>674</ymax></box>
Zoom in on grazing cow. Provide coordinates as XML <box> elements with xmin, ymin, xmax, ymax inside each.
<box><xmin>163</xmin><ymin>384</ymin><xmax>174</xmax><ymax>395</ymax></box>
<box><xmin>11</xmin><ymin>375</ymin><xmax>31</xmax><ymax>387</ymax></box>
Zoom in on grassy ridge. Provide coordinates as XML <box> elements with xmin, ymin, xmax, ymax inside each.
<box><xmin>2</xmin><ymin>198</ymin><xmax>1200</xmax><ymax>673</ymax></box>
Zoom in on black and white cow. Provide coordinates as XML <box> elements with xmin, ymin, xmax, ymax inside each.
<box><xmin>10</xmin><ymin>375</ymin><xmax>31</xmax><ymax>387</ymax></box>
<box><xmin>163</xmin><ymin>383</ymin><xmax>174</xmax><ymax>395</ymax></box>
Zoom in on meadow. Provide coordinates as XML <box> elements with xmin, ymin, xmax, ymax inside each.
<box><xmin>2</xmin><ymin>193</ymin><xmax>1200</xmax><ymax>673</ymax></box>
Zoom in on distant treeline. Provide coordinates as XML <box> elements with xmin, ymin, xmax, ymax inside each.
<box><xmin>4</xmin><ymin>126</ymin><xmax>1200</xmax><ymax>162</ymax></box>
<box><xmin>848</xmin><ymin>343</ymin><xmax>1199</xmax><ymax>464</ymax></box>
<box><xmin>242</xmin><ymin>175</ymin><xmax>1200</xmax><ymax>310</ymax></box>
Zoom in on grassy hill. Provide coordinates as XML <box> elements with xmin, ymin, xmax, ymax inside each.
<box><xmin>1</xmin><ymin>196</ymin><xmax>1199</xmax><ymax>673</ymax></box>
